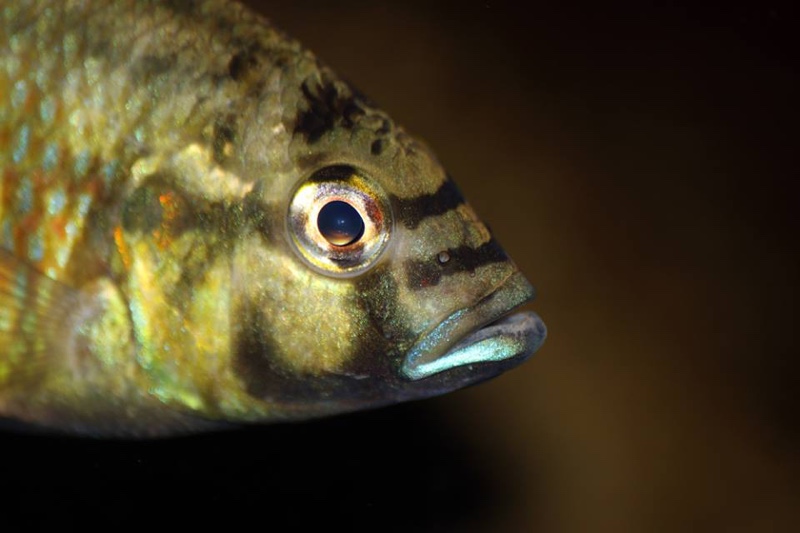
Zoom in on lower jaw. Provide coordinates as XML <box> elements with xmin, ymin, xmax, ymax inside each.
<box><xmin>402</xmin><ymin>272</ymin><xmax>546</xmax><ymax>380</ymax></box>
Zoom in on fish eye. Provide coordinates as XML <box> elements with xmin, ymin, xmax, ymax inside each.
<box><xmin>317</xmin><ymin>200</ymin><xmax>365</xmax><ymax>246</ymax></box>
<box><xmin>287</xmin><ymin>165</ymin><xmax>392</xmax><ymax>277</ymax></box>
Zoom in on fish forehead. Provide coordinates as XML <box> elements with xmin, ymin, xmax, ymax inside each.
<box><xmin>1</xmin><ymin>2</ymin><xmax>446</xmax><ymax>211</ymax></box>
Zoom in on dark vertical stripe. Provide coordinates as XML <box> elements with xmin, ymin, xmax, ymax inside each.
<box><xmin>403</xmin><ymin>238</ymin><xmax>509</xmax><ymax>289</ymax></box>
<box><xmin>392</xmin><ymin>177</ymin><xmax>465</xmax><ymax>229</ymax></box>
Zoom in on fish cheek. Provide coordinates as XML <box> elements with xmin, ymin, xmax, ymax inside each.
<box><xmin>229</xmin><ymin>242</ymin><xmax>383</xmax><ymax>406</ymax></box>
<box><xmin>230</xmin><ymin>301</ymin><xmax>360</xmax><ymax>401</ymax></box>
<box><xmin>231</xmin><ymin>292</ymin><xmax>399</xmax><ymax>409</ymax></box>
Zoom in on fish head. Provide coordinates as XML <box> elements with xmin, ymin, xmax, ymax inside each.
<box><xmin>227</xmin><ymin>65</ymin><xmax>546</xmax><ymax>421</ymax></box>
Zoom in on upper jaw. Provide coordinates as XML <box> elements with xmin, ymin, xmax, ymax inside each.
<box><xmin>401</xmin><ymin>271</ymin><xmax>547</xmax><ymax>380</ymax></box>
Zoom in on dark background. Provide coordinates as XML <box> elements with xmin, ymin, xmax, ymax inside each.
<box><xmin>4</xmin><ymin>1</ymin><xmax>798</xmax><ymax>531</ymax></box>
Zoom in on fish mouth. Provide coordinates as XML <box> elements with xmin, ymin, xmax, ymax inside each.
<box><xmin>402</xmin><ymin>271</ymin><xmax>547</xmax><ymax>380</ymax></box>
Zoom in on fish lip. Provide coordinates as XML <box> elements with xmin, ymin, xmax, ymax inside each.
<box><xmin>401</xmin><ymin>271</ymin><xmax>547</xmax><ymax>380</ymax></box>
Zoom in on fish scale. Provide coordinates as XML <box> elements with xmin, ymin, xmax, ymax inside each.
<box><xmin>0</xmin><ymin>80</ymin><xmax>104</xmax><ymax>281</ymax></box>
<box><xmin>0</xmin><ymin>0</ymin><xmax>545</xmax><ymax>436</ymax></box>
<box><xmin>2</xmin><ymin>5</ymin><xmax>126</xmax><ymax>282</ymax></box>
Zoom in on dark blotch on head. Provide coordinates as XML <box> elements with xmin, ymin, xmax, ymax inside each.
<box><xmin>212</xmin><ymin>117</ymin><xmax>236</xmax><ymax>164</ymax></box>
<box><xmin>404</xmin><ymin>239</ymin><xmax>509</xmax><ymax>290</ymax></box>
<box><xmin>294</xmin><ymin>80</ymin><xmax>365</xmax><ymax>144</ymax></box>
<box><xmin>370</xmin><ymin>139</ymin><xmax>385</xmax><ymax>156</ymax></box>
<box><xmin>227</xmin><ymin>45</ymin><xmax>263</xmax><ymax>82</ymax></box>
<box><xmin>121</xmin><ymin>182</ymin><xmax>196</xmax><ymax>240</ymax></box>
<box><xmin>241</xmin><ymin>188</ymin><xmax>275</xmax><ymax>240</ymax></box>
<box><xmin>121</xmin><ymin>185</ymin><xmax>163</xmax><ymax>233</ymax></box>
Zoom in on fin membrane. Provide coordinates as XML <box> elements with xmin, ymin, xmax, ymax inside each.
<box><xmin>0</xmin><ymin>248</ymin><xmax>80</xmax><ymax>388</ymax></box>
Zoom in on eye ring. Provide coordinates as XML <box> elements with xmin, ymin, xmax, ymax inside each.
<box><xmin>287</xmin><ymin>165</ymin><xmax>393</xmax><ymax>277</ymax></box>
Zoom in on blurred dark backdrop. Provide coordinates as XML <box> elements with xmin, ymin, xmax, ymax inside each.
<box><xmin>4</xmin><ymin>1</ymin><xmax>798</xmax><ymax>531</ymax></box>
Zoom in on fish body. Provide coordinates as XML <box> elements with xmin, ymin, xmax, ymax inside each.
<box><xmin>0</xmin><ymin>0</ymin><xmax>546</xmax><ymax>436</ymax></box>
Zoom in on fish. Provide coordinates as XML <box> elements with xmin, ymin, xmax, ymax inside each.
<box><xmin>0</xmin><ymin>0</ymin><xmax>546</xmax><ymax>437</ymax></box>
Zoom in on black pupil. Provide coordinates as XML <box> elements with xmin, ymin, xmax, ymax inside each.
<box><xmin>317</xmin><ymin>201</ymin><xmax>365</xmax><ymax>246</ymax></box>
